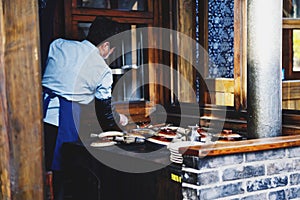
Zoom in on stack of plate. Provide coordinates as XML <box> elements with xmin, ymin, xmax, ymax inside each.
<box><xmin>167</xmin><ymin>141</ymin><xmax>203</xmax><ymax>164</ymax></box>
<box><xmin>90</xmin><ymin>131</ymin><xmax>124</xmax><ymax>147</ymax></box>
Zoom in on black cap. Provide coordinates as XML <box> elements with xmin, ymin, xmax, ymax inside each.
<box><xmin>86</xmin><ymin>16</ymin><xmax>123</xmax><ymax>46</ymax></box>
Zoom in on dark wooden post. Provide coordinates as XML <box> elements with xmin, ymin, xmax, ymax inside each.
<box><xmin>0</xmin><ymin>0</ymin><xmax>44</xmax><ymax>199</ymax></box>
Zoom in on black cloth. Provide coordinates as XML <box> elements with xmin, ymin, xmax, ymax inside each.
<box><xmin>43</xmin><ymin>123</ymin><xmax>65</xmax><ymax>200</ymax></box>
<box><xmin>95</xmin><ymin>97</ymin><xmax>121</xmax><ymax>131</ymax></box>
<box><xmin>44</xmin><ymin>122</ymin><xmax>58</xmax><ymax>171</ymax></box>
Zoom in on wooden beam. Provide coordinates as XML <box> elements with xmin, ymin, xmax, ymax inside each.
<box><xmin>0</xmin><ymin>0</ymin><xmax>44</xmax><ymax>199</ymax></box>
<box><xmin>0</xmin><ymin>0</ymin><xmax>11</xmax><ymax>199</ymax></box>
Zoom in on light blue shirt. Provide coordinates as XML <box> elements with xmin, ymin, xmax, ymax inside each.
<box><xmin>42</xmin><ymin>39</ymin><xmax>112</xmax><ymax>126</ymax></box>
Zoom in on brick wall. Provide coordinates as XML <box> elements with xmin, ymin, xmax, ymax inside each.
<box><xmin>182</xmin><ymin>147</ymin><xmax>300</xmax><ymax>199</ymax></box>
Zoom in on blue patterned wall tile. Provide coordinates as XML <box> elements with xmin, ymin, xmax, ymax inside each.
<box><xmin>208</xmin><ymin>0</ymin><xmax>234</xmax><ymax>78</ymax></box>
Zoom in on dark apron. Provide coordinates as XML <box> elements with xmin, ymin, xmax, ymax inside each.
<box><xmin>43</xmin><ymin>87</ymin><xmax>81</xmax><ymax>170</ymax></box>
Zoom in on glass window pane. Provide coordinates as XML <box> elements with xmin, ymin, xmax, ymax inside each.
<box><xmin>283</xmin><ymin>0</ymin><xmax>300</xmax><ymax>18</ymax></box>
<box><xmin>293</xmin><ymin>30</ymin><xmax>300</xmax><ymax>71</ymax></box>
<box><xmin>77</xmin><ymin>0</ymin><xmax>148</xmax><ymax>11</ymax></box>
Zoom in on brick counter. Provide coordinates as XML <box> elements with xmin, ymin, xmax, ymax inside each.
<box><xmin>179</xmin><ymin>135</ymin><xmax>300</xmax><ymax>199</ymax></box>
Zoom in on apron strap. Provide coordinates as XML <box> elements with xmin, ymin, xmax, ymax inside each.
<box><xmin>42</xmin><ymin>87</ymin><xmax>57</xmax><ymax>118</ymax></box>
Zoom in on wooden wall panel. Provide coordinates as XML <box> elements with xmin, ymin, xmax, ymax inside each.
<box><xmin>0</xmin><ymin>0</ymin><xmax>44</xmax><ymax>199</ymax></box>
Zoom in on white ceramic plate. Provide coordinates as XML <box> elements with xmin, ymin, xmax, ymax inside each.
<box><xmin>168</xmin><ymin>141</ymin><xmax>203</xmax><ymax>151</ymax></box>
<box><xmin>90</xmin><ymin>141</ymin><xmax>117</xmax><ymax>147</ymax></box>
<box><xmin>215</xmin><ymin>133</ymin><xmax>242</xmax><ymax>138</ymax></box>
<box><xmin>156</xmin><ymin>132</ymin><xmax>177</xmax><ymax>139</ymax></box>
<box><xmin>170</xmin><ymin>157</ymin><xmax>183</xmax><ymax>164</ymax></box>
<box><xmin>125</xmin><ymin>133</ymin><xmax>146</xmax><ymax>139</ymax></box>
<box><xmin>97</xmin><ymin>131</ymin><xmax>124</xmax><ymax>138</ymax></box>
<box><xmin>170</xmin><ymin>154</ymin><xmax>183</xmax><ymax>159</ymax></box>
<box><xmin>169</xmin><ymin>148</ymin><xmax>181</xmax><ymax>153</ymax></box>
<box><xmin>147</xmin><ymin>137</ymin><xmax>172</xmax><ymax>145</ymax></box>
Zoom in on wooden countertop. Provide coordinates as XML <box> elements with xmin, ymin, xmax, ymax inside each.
<box><xmin>179</xmin><ymin>135</ymin><xmax>300</xmax><ymax>157</ymax></box>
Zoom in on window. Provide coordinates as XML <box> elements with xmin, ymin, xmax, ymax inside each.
<box><xmin>283</xmin><ymin>0</ymin><xmax>300</xmax><ymax>79</ymax></box>
<box><xmin>167</xmin><ymin>0</ymin><xmax>237</xmax><ymax>107</ymax></box>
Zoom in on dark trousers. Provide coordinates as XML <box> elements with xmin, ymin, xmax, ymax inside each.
<box><xmin>44</xmin><ymin>122</ymin><xmax>64</xmax><ymax>200</ymax></box>
<box><xmin>44</xmin><ymin>122</ymin><xmax>58</xmax><ymax>171</ymax></box>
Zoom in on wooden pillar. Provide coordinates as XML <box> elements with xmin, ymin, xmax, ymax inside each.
<box><xmin>177</xmin><ymin>0</ymin><xmax>196</xmax><ymax>103</ymax></box>
<box><xmin>0</xmin><ymin>1</ymin><xmax>11</xmax><ymax>198</ymax></box>
<box><xmin>234</xmin><ymin>0</ymin><xmax>247</xmax><ymax>110</ymax></box>
<box><xmin>247</xmin><ymin>0</ymin><xmax>282</xmax><ymax>138</ymax></box>
<box><xmin>149</xmin><ymin>0</ymin><xmax>172</xmax><ymax>105</ymax></box>
<box><xmin>0</xmin><ymin>0</ymin><xmax>44</xmax><ymax>199</ymax></box>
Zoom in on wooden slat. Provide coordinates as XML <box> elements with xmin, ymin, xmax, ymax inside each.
<box><xmin>283</xmin><ymin>80</ymin><xmax>300</xmax><ymax>87</ymax></box>
<box><xmin>282</xmin><ymin>80</ymin><xmax>300</xmax><ymax>100</ymax></box>
<box><xmin>204</xmin><ymin>78</ymin><xmax>234</xmax><ymax>107</ymax></box>
<box><xmin>282</xmin><ymin>125</ymin><xmax>300</xmax><ymax>135</ymax></box>
<box><xmin>204</xmin><ymin>92</ymin><xmax>234</xmax><ymax>107</ymax></box>
<box><xmin>205</xmin><ymin>78</ymin><xmax>234</xmax><ymax>93</ymax></box>
<box><xmin>282</xmin><ymin>100</ymin><xmax>296</xmax><ymax>109</ymax></box>
<box><xmin>204</xmin><ymin>79</ymin><xmax>300</xmax><ymax>107</ymax></box>
<box><xmin>215</xmin><ymin>92</ymin><xmax>234</xmax><ymax>106</ymax></box>
<box><xmin>114</xmin><ymin>101</ymin><xmax>154</xmax><ymax>116</ymax></box>
<box><xmin>72</xmin><ymin>9</ymin><xmax>153</xmax><ymax>19</ymax></box>
<box><xmin>72</xmin><ymin>15</ymin><xmax>154</xmax><ymax>24</ymax></box>
<box><xmin>179</xmin><ymin>135</ymin><xmax>300</xmax><ymax>156</ymax></box>
<box><xmin>1</xmin><ymin>0</ymin><xmax>44</xmax><ymax>199</ymax></box>
<box><xmin>283</xmin><ymin>18</ymin><xmax>300</xmax><ymax>29</ymax></box>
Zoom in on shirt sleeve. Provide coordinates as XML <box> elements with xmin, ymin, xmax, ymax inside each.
<box><xmin>95</xmin><ymin>68</ymin><xmax>113</xmax><ymax>100</ymax></box>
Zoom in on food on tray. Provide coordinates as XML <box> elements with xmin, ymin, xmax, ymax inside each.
<box><xmin>196</xmin><ymin>127</ymin><xmax>208</xmax><ymax>138</ymax></box>
<box><xmin>135</xmin><ymin>121</ymin><xmax>150</xmax><ymax>128</ymax></box>
<box><xmin>131</xmin><ymin>128</ymin><xmax>155</xmax><ymax>136</ymax></box>
<box><xmin>213</xmin><ymin>129</ymin><xmax>242</xmax><ymax>141</ymax></box>
<box><xmin>125</xmin><ymin>133</ymin><xmax>146</xmax><ymax>139</ymax></box>
<box><xmin>221</xmin><ymin>129</ymin><xmax>233</xmax><ymax>134</ymax></box>
<box><xmin>156</xmin><ymin>127</ymin><xmax>177</xmax><ymax>138</ymax></box>
<box><xmin>197</xmin><ymin>127</ymin><xmax>206</xmax><ymax>133</ymax></box>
